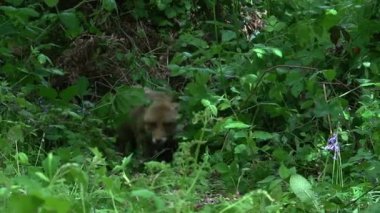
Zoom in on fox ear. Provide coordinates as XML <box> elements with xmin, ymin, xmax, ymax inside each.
<box><xmin>171</xmin><ymin>103</ymin><xmax>179</xmax><ymax>111</ymax></box>
<box><xmin>144</xmin><ymin>88</ymin><xmax>173</xmax><ymax>102</ymax></box>
<box><xmin>143</xmin><ymin>87</ymin><xmax>155</xmax><ymax>96</ymax></box>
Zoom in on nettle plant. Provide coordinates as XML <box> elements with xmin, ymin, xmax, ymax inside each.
<box><xmin>0</xmin><ymin>0</ymin><xmax>379</xmax><ymax>211</ymax></box>
<box><xmin>168</xmin><ymin>1</ymin><xmax>380</xmax><ymax>208</ymax></box>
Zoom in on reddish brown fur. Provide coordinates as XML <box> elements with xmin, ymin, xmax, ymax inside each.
<box><xmin>116</xmin><ymin>89</ymin><xmax>179</xmax><ymax>162</ymax></box>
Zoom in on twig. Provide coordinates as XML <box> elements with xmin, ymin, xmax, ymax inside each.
<box><xmin>344</xmin><ymin>183</ymin><xmax>380</xmax><ymax>208</ymax></box>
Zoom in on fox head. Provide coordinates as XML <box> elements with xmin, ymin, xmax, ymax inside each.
<box><xmin>143</xmin><ymin>89</ymin><xmax>179</xmax><ymax>144</ymax></box>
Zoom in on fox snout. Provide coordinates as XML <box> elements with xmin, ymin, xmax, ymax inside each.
<box><xmin>152</xmin><ymin>137</ymin><xmax>167</xmax><ymax>144</ymax></box>
<box><xmin>151</xmin><ymin>127</ymin><xmax>169</xmax><ymax>144</ymax></box>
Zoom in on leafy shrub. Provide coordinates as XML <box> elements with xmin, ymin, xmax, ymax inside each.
<box><xmin>0</xmin><ymin>0</ymin><xmax>379</xmax><ymax>212</ymax></box>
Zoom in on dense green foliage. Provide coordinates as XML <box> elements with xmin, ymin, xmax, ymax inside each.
<box><xmin>1</xmin><ymin>0</ymin><xmax>380</xmax><ymax>212</ymax></box>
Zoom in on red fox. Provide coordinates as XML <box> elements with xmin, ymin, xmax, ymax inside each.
<box><xmin>116</xmin><ymin>88</ymin><xmax>179</xmax><ymax>162</ymax></box>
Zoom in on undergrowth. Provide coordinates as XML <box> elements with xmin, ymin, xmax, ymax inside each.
<box><xmin>0</xmin><ymin>0</ymin><xmax>380</xmax><ymax>212</ymax></box>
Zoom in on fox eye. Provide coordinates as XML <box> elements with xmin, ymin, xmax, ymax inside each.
<box><xmin>163</xmin><ymin>122</ymin><xmax>176</xmax><ymax>129</ymax></box>
<box><xmin>146</xmin><ymin>122</ymin><xmax>157</xmax><ymax>129</ymax></box>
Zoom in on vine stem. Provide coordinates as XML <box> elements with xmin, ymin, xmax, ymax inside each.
<box><xmin>323</xmin><ymin>83</ymin><xmax>333</xmax><ymax>134</ymax></box>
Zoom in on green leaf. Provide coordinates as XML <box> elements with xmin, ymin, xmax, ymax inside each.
<box><xmin>165</xmin><ymin>7</ymin><xmax>177</xmax><ymax>18</ymax></box>
<box><xmin>273</xmin><ymin>148</ymin><xmax>290</xmax><ymax>162</ymax></box>
<box><xmin>58</xmin><ymin>12</ymin><xmax>83</xmax><ymax>38</ymax></box>
<box><xmin>278</xmin><ymin>163</ymin><xmax>291</xmax><ymax>179</ymax></box>
<box><xmin>75</xmin><ymin>77</ymin><xmax>89</xmax><ymax>96</ymax></box>
<box><xmin>102</xmin><ymin>0</ymin><xmax>117</xmax><ymax>11</ymax></box>
<box><xmin>201</xmin><ymin>99</ymin><xmax>218</xmax><ymax>116</ymax></box>
<box><xmin>39</xmin><ymin>86</ymin><xmax>58</xmax><ymax>100</ymax></box>
<box><xmin>285</xmin><ymin>71</ymin><xmax>303</xmax><ymax>85</ymax></box>
<box><xmin>168</xmin><ymin>64</ymin><xmax>181</xmax><ymax>75</ymax></box>
<box><xmin>252</xmin><ymin>131</ymin><xmax>275</xmax><ymax>140</ymax></box>
<box><xmin>340</xmin><ymin>131</ymin><xmax>349</xmax><ymax>141</ymax></box>
<box><xmin>363</xmin><ymin>203</ymin><xmax>380</xmax><ymax>213</ymax></box>
<box><xmin>122</xmin><ymin>154</ymin><xmax>133</xmax><ymax>166</ymax></box>
<box><xmin>8</xmin><ymin>194</ymin><xmax>43</xmax><ymax>212</ymax></box>
<box><xmin>16</xmin><ymin>152</ymin><xmax>29</xmax><ymax>165</ymax></box>
<box><xmin>17</xmin><ymin>7</ymin><xmax>40</xmax><ymax>18</ymax></box>
<box><xmin>60</xmin><ymin>85</ymin><xmax>78</xmax><ymax>102</ymax></box>
<box><xmin>322</xmin><ymin>69</ymin><xmax>336</xmax><ymax>81</ymax></box>
<box><xmin>289</xmin><ymin>174</ymin><xmax>315</xmax><ymax>203</ymax></box>
<box><xmin>89</xmin><ymin>147</ymin><xmax>104</xmax><ymax>159</ymax></box>
<box><xmin>113</xmin><ymin>154</ymin><xmax>134</xmax><ymax>172</ymax></box>
<box><xmin>293</xmin><ymin>22</ymin><xmax>314</xmax><ymax>47</ymax></box>
<box><xmin>156</xmin><ymin>0</ymin><xmax>172</xmax><ymax>10</ymax></box>
<box><xmin>44</xmin><ymin>0</ymin><xmax>58</xmax><ymax>7</ymax></box>
<box><xmin>240</xmin><ymin>74</ymin><xmax>258</xmax><ymax>89</ymax></box>
<box><xmin>5</xmin><ymin>0</ymin><xmax>23</xmax><ymax>6</ymax></box>
<box><xmin>0</xmin><ymin>6</ymin><xmax>39</xmax><ymax>23</ymax></box>
<box><xmin>313</xmin><ymin>100</ymin><xmax>330</xmax><ymax>117</ymax></box>
<box><xmin>325</xmin><ymin>9</ymin><xmax>337</xmax><ymax>15</ymax></box>
<box><xmin>45</xmin><ymin>68</ymin><xmax>64</xmax><ymax>76</ymax></box>
<box><xmin>42</xmin><ymin>153</ymin><xmax>60</xmax><ymax>179</ymax></box>
<box><xmin>234</xmin><ymin>144</ymin><xmax>248</xmax><ymax>154</ymax></box>
<box><xmin>131</xmin><ymin>189</ymin><xmax>156</xmax><ymax>198</ymax></box>
<box><xmin>359</xmin><ymin>82</ymin><xmax>376</xmax><ymax>87</ymax></box>
<box><xmin>224</xmin><ymin>121</ymin><xmax>250</xmax><ymax>129</ymax></box>
<box><xmin>363</xmin><ymin>61</ymin><xmax>371</xmax><ymax>68</ymax></box>
<box><xmin>265</xmin><ymin>16</ymin><xmax>278</xmax><ymax>32</ymax></box>
<box><xmin>272</xmin><ymin>48</ymin><xmax>283</xmax><ymax>58</ymax></box>
<box><xmin>38</xmin><ymin>54</ymin><xmax>50</xmax><ymax>65</ymax></box>
<box><xmin>43</xmin><ymin>196</ymin><xmax>72</xmax><ymax>213</ymax></box>
<box><xmin>221</xmin><ymin>30</ymin><xmax>237</xmax><ymax>42</ymax></box>
<box><xmin>113</xmin><ymin>87</ymin><xmax>147</xmax><ymax>114</ymax></box>
<box><xmin>252</xmin><ymin>47</ymin><xmax>265</xmax><ymax>58</ymax></box>
<box><xmin>178</xmin><ymin>33</ymin><xmax>208</xmax><ymax>49</ymax></box>
<box><xmin>66</xmin><ymin>165</ymin><xmax>88</xmax><ymax>189</ymax></box>
<box><xmin>214</xmin><ymin>163</ymin><xmax>230</xmax><ymax>174</ymax></box>
<box><xmin>7</xmin><ymin>125</ymin><xmax>24</xmax><ymax>143</ymax></box>
<box><xmin>300</xmin><ymin>100</ymin><xmax>313</xmax><ymax>109</ymax></box>
<box><xmin>291</xmin><ymin>82</ymin><xmax>303</xmax><ymax>97</ymax></box>
<box><xmin>35</xmin><ymin>172</ymin><xmax>50</xmax><ymax>182</ymax></box>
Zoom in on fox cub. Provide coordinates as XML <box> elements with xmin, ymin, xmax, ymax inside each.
<box><xmin>116</xmin><ymin>88</ymin><xmax>179</xmax><ymax>162</ymax></box>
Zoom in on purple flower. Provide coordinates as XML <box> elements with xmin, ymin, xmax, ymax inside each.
<box><xmin>325</xmin><ymin>133</ymin><xmax>340</xmax><ymax>159</ymax></box>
